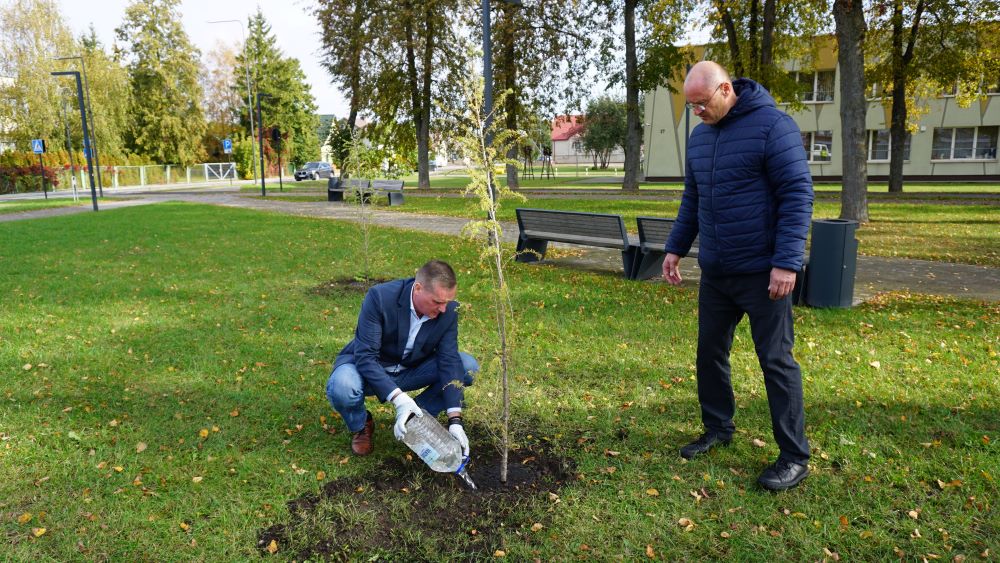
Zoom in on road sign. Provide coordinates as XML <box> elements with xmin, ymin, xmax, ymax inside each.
<box><xmin>223</xmin><ymin>138</ymin><xmax>233</xmax><ymax>154</ymax></box>
<box><xmin>31</xmin><ymin>139</ymin><xmax>46</xmax><ymax>154</ymax></box>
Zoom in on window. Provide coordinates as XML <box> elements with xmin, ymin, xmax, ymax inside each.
<box><xmin>791</xmin><ymin>70</ymin><xmax>836</xmax><ymax>102</ymax></box>
<box><xmin>866</xmin><ymin>129</ymin><xmax>911</xmax><ymax>161</ymax></box>
<box><xmin>931</xmin><ymin>127</ymin><xmax>998</xmax><ymax>160</ymax></box>
<box><xmin>801</xmin><ymin>130</ymin><xmax>833</xmax><ymax>162</ymax></box>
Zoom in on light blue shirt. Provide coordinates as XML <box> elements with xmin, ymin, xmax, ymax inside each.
<box><xmin>404</xmin><ymin>285</ymin><xmax>431</xmax><ymax>358</ymax></box>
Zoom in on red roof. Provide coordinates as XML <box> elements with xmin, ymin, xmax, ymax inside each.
<box><xmin>551</xmin><ymin>115</ymin><xmax>584</xmax><ymax>141</ymax></box>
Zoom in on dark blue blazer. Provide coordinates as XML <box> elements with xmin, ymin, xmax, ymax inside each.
<box><xmin>334</xmin><ymin>278</ymin><xmax>465</xmax><ymax>408</ymax></box>
<box><xmin>666</xmin><ymin>78</ymin><xmax>814</xmax><ymax>276</ymax></box>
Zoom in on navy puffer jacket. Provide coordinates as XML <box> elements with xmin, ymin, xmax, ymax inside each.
<box><xmin>665</xmin><ymin>78</ymin><xmax>813</xmax><ymax>277</ymax></box>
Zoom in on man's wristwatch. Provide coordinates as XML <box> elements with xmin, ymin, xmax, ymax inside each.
<box><xmin>447</xmin><ymin>415</ymin><xmax>463</xmax><ymax>427</ymax></box>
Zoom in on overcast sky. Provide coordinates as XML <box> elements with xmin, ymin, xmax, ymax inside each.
<box><xmin>56</xmin><ymin>0</ymin><xmax>350</xmax><ymax>116</ymax></box>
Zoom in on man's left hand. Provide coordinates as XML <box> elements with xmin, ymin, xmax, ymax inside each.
<box><xmin>449</xmin><ymin>424</ymin><xmax>470</xmax><ymax>457</ymax></box>
<box><xmin>768</xmin><ymin>267</ymin><xmax>797</xmax><ymax>300</ymax></box>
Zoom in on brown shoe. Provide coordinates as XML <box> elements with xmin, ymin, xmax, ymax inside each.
<box><xmin>351</xmin><ymin>411</ymin><xmax>374</xmax><ymax>456</ymax></box>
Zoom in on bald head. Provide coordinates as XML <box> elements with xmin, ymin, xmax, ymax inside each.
<box><xmin>685</xmin><ymin>61</ymin><xmax>731</xmax><ymax>92</ymax></box>
<box><xmin>683</xmin><ymin>61</ymin><xmax>736</xmax><ymax>125</ymax></box>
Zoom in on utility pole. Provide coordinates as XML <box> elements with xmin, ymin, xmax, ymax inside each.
<box><xmin>55</xmin><ymin>55</ymin><xmax>103</xmax><ymax>196</ymax></box>
<box><xmin>208</xmin><ymin>19</ymin><xmax>259</xmax><ymax>182</ymax></box>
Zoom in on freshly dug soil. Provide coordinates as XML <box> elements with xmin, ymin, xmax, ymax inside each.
<box><xmin>257</xmin><ymin>441</ymin><xmax>575</xmax><ymax>561</ymax></box>
<box><xmin>309</xmin><ymin>277</ymin><xmax>392</xmax><ymax>296</ymax></box>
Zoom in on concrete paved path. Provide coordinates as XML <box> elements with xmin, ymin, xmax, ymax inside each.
<box><xmin>3</xmin><ymin>189</ymin><xmax>998</xmax><ymax>302</ymax></box>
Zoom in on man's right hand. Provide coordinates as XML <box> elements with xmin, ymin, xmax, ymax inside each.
<box><xmin>662</xmin><ymin>253</ymin><xmax>683</xmax><ymax>285</ymax></box>
<box><xmin>389</xmin><ymin>391</ymin><xmax>422</xmax><ymax>440</ymax></box>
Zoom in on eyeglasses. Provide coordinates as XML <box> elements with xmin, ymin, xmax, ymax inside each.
<box><xmin>685</xmin><ymin>83</ymin><xmax>723</xmax><ymax>112</ymax></box>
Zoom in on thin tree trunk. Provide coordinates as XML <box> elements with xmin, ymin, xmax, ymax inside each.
<box><xmin>716</xmin><ymin>1</ymin><xmax>744</xmax><ymax>77</ymax></box>
<box><xmin>419</xmin><ymin>3</ymin><xmax>435</xmax><ymax>189</ymax></box>
<box><xmin>749</xmin><ymin>0</ymin><xmax>760</xmax><ymax>77</ymax></box>
<box><xmin>834</xmin><ymin>0</ymin><xmax>869</xmax><ymax>222</ymax></box>
<box><xmin>760</xmin><ymin>0</ymin><xmax>777</xmax><ymax>88</ymax></box>
<box><xmin>403</xmin><ymin>1</ymin><xmax>431</xmax><ymax>190</ymax></box>
<box><xmin>622</xmin><ymin>0</ymin><xmax>641</xmax><ymax>190</ymax></box>
<box><xmin>501</xmin><ymin>6</ymin><xmax>520</xmax><ymax>190</ymax></box>
<box><xmin>888</xmin><ymin>0</ymin><xmax>923</xmax><ymax>193</ymax></box>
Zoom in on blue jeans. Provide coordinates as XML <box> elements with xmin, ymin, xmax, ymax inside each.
<box><xmin>326</xmin><ymin>352</ymin><xmax>479</xmax><ymax>433</ymax></box>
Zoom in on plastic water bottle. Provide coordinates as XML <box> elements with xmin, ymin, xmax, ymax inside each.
<box><xmin>402</xmin><ymin>410</ymin><xmax>476</xmax><ymax>489</ymax></box>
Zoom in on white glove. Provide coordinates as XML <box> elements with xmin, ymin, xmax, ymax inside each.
<box><xmin>390</xmin><ymin>391</ymin><xmax>421</xmax><ymax>440</ymax></box>
<box><xmin>449</xmin><ymin>423</ymin><xmax>470</xmax><ymax>457</ymax></box>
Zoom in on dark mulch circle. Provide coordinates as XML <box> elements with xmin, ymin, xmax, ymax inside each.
<box><xmin>256</xmin><ymin>440</ymin><xmax>575</xmax><ymax>561</ymax></box>
<box><xmin>308</xmin><ymin>277</ymin><xmax>392</xmax><ymax>296</ymax></box>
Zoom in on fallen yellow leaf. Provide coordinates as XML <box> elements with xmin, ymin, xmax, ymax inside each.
<box><xmin>530</xmin><ymin>522</ymin><xmax>543</xmax><ymax>532</ymax></box>
<box><xmin>17</xmin><ymin>513</ymin><xmax>32</xmax><ymax>524</ymax></box>
<box><xmin>646</xmin><ymin>544</ymin><xmax>655</xmax><ymax>558</ymax></box>
<box><xmin>230</xmin><ymin>409</ymin><xmax>240</xmax><ymax>417</ymax></box>
<box><xmin>493</xmin><ymin>549</ymin><xmax>505</xmax><ymax>557</ymax></box>
<box><xmin>646</xmin><ymin>488</ymin><xmax>659</xmax><ymax>496</ymax></box>
<box><xmin>136</xmin><ymin>442</ymin><xmax>147</xmax><ymax>454</ymax></box>
<box><xmin>113</xmin><ymin>466</ymin><xmax>124</xmax><ymax>473</ymax></box>
<box><xmin>192</xmin><ymin>476</ymin><xmax>203</xmax><ymax>483</ymax></box>
<box><xmin>32</xmin><ymin>527</ymin><xmax>46</xmax><ymax>537</ymax></box>
<box><xmin>22</xmin><ymin>364</ymin><xmax>32</xmax><ymax>371</ymax></box>
<box><xmin>752</xmin><ymin>438</ymin><xmax>767</xmax><ymax>448</ymax></box>
<box><xmin>316</xmin><ymin>471</ymin><xmax>326</xmax><ymax>481</ymax></box>
<box><xmin>198</xmin><ymin>429</ymin><xmax>209</xmax><ymax>439</ymax></box>
<box><xmin>267</xmin><ymin>539</ymin><xmax>278</xmax><ymax>554</ymax></box>
<box><xmin>180</xmin><ymin>521</ymin><xmax>190</xmax><ymax>532</ymax></box>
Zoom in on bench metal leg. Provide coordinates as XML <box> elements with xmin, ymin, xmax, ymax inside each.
<box><xmin>387</xmin><ymin>192</ymin><xmax>404</xmax><ymax>206</ymax></box>
<box><xmin>632</xmin><ymin>250</ymin><xmax>666</xmax><ymax>281</ymax></box>
<box><xmin>622</xmin><ymin>245</ymin><xmax>640</xmax><ymax>280</ymax></box>
<box><xmin>515</xmin><ymin>237</ymin><xmax>548</xmax><ymax>262</ymax></box>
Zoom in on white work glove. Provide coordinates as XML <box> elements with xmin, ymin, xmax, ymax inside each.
<box><xmin>389</xmin><ymin>390</ymin><xmax>421</xmax><ymax>440</ymax></box>
<box><xmin>448</xmin><ymin>422</ymin><xmax>470</xmax><ymax>457</ymax></box>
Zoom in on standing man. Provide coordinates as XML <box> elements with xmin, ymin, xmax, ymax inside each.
<box><xmin>663</xmin><ymin>61</ymin><xmax>813</xmax><ymax>491</ymax></box>
<box><xmin>326</xmin><ymin>260</ymin><xmax>478</xmax><ymax>457</ymax></box>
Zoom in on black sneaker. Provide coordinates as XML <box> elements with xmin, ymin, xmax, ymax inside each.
<box><xmin>679</xmin><ymin>432</ymin><xmax>732</xmax><ymax>460</ymax></box>
<box><xmin>757</xmin><ymin>459</ymin><xmax>809</xmax><ymax>491</ymax></box>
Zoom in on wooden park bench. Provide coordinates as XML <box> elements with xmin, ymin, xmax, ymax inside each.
<box><xmin>630</xmin><ymin>216</ymin><xmax>699</xmax><ymax>280</ymax></box>
<box><xmin>514</xmin><ymin>208</ymin><xmax>637</xmax><ymax>278</ymax></box>
<box><xmin>327</xmin><ymin>178</ymin><xmax>405</xmax><ymax>206</ymax></box>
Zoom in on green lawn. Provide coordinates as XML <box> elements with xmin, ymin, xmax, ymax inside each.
<box><xmin>0</xmin><ymin>197</ymin><xmax>113</xmax><ymax>215</ymax></box>
<box><xmin>271</xmin><ymin>194</ymin><xmax>1000</xmax><ymax>268</ymax></box>
<box><xmin>0</xmin><ymin>203</ymin><xmax>996</xmax><ymax>560</ymax></box>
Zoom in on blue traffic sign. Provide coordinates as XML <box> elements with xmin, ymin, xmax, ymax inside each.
<box><xmin>223</xmin><ymin>138</ymin><xmax>233</xmax><ymax>154</ymax></box>
<box><xmin>31</xmin><ymin>139</ymin><xmax>45</xmax><ymax>154</ymax></box>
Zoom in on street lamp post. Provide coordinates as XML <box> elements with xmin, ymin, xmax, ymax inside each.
<box><xmin>54</xmin><ymin>55</ymin><xmax>103</xmax><ymax>196</ymax></box>
<box><xmin>208</xmin><ymin>19</ymin><xmax>258</xmax><ymax>183</ymax></box>
<box><xmin>52</xmin><ymin>71</ymin><xmax>98</xmax><ymax>211</ymax></box>
<box><xmin>481</xmin><ymin>0</ymin><xmax>522</xmax><ymax>203</ymax></box>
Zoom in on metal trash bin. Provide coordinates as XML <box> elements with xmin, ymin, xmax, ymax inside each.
<box><xmin>805</xmin><ymin>219</ymin><xmax>859</xmax><ymax>308</ymax></box>
<box><xmin>327</xmin><ymin>176</ymin><xmax>343</xmax><ymax>202</ymax></box>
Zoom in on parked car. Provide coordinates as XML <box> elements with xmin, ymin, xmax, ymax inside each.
<box><xmin>294</xmin><ymin>161</ymin><xmax>333</xmax><ymax>181</ymax></box>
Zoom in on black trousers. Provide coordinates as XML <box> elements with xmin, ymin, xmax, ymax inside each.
<box><xmin>696</xmin><ymin>271</ymin><xmax>810</xmax><ymax>464</ymax></box>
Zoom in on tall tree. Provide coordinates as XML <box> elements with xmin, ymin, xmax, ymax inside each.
<box><xmin>79</xmin><ymin>27</ymin><xmax>132</xmax><ymax>160</ymax></box>
<box><xmin>235</xmin><ymin>10</ymin><xmax>320</xmax><ymax>169</ymax></box>
<box><xmin>581</xmin><ymin>96</ymin><xmax>627</xmax><ymax>169</ymax></box>
<box><xmin>116</xmin><ymin>0</ymin><xmax>206</xmax><ymax>165</ymax></box>
<box><xmin>601</xmin><ymin>0</ymin><xmax>694</xmax><ymax>190</ymax></box>
<box><xmin>697</xmin><ymin>0</ymin><xmax>830</xmax><ymax>104</ymax></box>
<box><xmin>315</xmin><ymin>0</ymin><xmax>378</xmax><ymax>137</ymax></box>
<box><xmin>867</xmin><ymin>0</ymin><xmax>999</xmax><ymax>192</ymax></box>
<box><xmin>0</xmin><ymin>0</ymin><xmax>78</xmax><ymax>150</ymax></box>
<box><xmin>833</xmin><ymin>0</ymin><xmax>868</xmax><ymax>222</ymax></box>
<box><xmin>490</xmin><ymin>0</ymin><xmax>600</xmax><ymax>189</ymax></box>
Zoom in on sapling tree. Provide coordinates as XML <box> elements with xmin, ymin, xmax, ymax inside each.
<box><xmin>341</xmin><ymin>128</ymin><xmax>387</xmax><ymax>285</ymax></box>
<box><xmin>445</xmin><ymin>75</ymin><xmax>525</xmax><ymax>483</ymax></box>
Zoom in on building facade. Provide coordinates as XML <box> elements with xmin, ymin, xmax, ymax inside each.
<box><xmin>551</xmin><ymin>115</ymin><xmax>626</xmax><ymax>166</ymax></box>
<box><xmin>643</xmin><ymin>47</ymin><xmax>1000</xmax><ymax>181</ymax></box>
